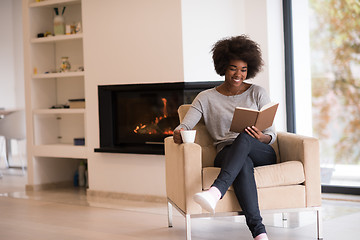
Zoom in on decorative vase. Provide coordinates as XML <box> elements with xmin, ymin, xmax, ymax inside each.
<box><xmin>60</xmin><ymin>57</ymin><xmax>71</xmax><ymax>72</ymax></box>
<box><xmin>54</xmin><ymin>15</ymin><xmax>65</xmax><ymax>35</ymax></box>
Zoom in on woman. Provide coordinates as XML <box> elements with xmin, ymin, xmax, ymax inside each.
<box><xmin>173</xmin><ymin>35</ymin><xmax>276</xmax><ymax>240</ymax></box>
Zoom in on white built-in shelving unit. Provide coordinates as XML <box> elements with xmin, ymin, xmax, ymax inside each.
<box><xmin>23</xmin><ymin>0</ymin><xmax>87</xmax><ymax>188</ymax></box>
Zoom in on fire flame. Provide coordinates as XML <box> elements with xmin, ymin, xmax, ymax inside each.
<box><xmin>162</xmin><ymin>98</ymin><xmax>168</xmax><ymax>118</ymax></box>
<box><xmin>133</xmin><ymin>98</ymin><xmax>173</xmax><ymax>135</ymax></box>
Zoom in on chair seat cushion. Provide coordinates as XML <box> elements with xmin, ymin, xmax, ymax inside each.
<box><xmin>202</xmin><ymin>161</ymin><xmax>305</xmax><ymax>190</ymax></box>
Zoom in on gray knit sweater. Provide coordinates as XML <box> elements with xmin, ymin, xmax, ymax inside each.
<box><xmin>176</xmin><ymin>84</ymin><xmax>277</xmax><ymax>152</ymax></box>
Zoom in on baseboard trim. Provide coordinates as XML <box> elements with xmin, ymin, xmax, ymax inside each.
<box><xmin>25</xmin><ymin>183</ymin><xmax>167</xmax><ymax>203</ymax></box>
<box><xmin>87</xmin><ymin>189</ymin><xmax>167</xmax><ymax>203</ymax></box>
<box><xmin>25</xmin><ymin>181</ymin><xmax>73</xmax><ymax>191</ymax></box>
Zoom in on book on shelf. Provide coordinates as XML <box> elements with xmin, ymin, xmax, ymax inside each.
<box><xmin>230</xmin><ymin>102</ymin><xmax>279</xmax><ymax>133</ymax></box>
<box><xmin>68</xmin><ymin>98</ymin><xmax>85</xmax><ymax>109</ymax></box>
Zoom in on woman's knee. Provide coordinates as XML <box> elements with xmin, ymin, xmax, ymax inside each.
<box><xmin>232</xmin><ymin>160</ymin><xmax>257</xmax><ymax>195</ymax></box>
<box><xmin>242</xmin><ymin>157</ymin><xmax>255</xmax><ymax>173</ymax></box>
<box><xmin>233</xmin><ymin>132</ymin><xmax>252</xmax><ymax>146</ymax></box>
<box><xmin>235</xmin><ymin>158</ymin><xmax>255</xmax><ymax>181</ymax></box>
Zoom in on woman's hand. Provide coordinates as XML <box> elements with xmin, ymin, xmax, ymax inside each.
<box><xmin>173</xmin><ymin>128</ymin><xmax>184</xmax><ymax>144</ymax></box>
<box><xmin>245</xmin><ymin>126</ymin><xmax>271</xmax><ymax>144</ymax></box>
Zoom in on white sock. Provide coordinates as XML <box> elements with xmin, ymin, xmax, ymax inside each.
<box><xmin>208</xmin><ymin>186</ymin><xmax>221</xmax><ymax>200</ymax></box>
<box><xmin>193</xmin><ymin>187</ymin><xmax>221</xmax><ymax>214</ymax></box>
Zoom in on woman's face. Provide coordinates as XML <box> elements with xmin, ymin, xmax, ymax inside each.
<box><xmin>224</xmin><ymin>59</ymin><xmax>248</xmax><ymax>87</ymax></box>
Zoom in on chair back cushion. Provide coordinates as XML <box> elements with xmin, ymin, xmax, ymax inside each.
<box><xmin>178</xmin><ymin>105</ymin><xmax>217</xmax><ymax>167</ymax></box>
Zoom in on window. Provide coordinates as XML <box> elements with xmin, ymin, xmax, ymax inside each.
<box><xmin>286</xmin><ymin>0</ymin><xmax>360</xmax><ymax>193</ymax></box>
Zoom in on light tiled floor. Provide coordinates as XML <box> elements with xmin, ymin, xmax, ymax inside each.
<box><xmin>1</xmin><ymin>168</ymin><xmax>360</xmax><ymax>240</ymax></box>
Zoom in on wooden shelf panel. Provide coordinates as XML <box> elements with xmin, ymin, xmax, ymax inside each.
<box><xmin>29</xmin><ymin>0</ymin><xmax>81</xmax><ymax>8</ymax></box>
<box><xmin>31</xmin><ymin>33</ymin><xmax>83</xmax><ymax>43</ymax></box>
<box><xmin>33</xmin><ymin>144</ymin><xmax>86</xmax><ymax>158</ymax></box>
<box><xmin>33</xmin><ymin>108</ymin><xmax>85</xmax><ymax>114</ymax></box>
<box><xmin>32</xmin><ymin>71</ymin><xmax>84</xmax><ymax>79</ymax></box>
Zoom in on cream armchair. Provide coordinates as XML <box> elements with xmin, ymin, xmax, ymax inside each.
<box><xmin>165</xmin><ymin>105</ymin><xmax>322</xmax><ymax>240</ymax></box>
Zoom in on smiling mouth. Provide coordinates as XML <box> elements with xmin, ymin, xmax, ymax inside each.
<box><xmin>233</xmin><ymin>78</ymin><xmax>242</xmax><ymax>82</ymax></box>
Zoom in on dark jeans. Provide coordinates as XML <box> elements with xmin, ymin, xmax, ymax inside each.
<box><xmin>212</xmin><ymin>133</ymin><xmax>276</xmax><ymax>238</ymax></box>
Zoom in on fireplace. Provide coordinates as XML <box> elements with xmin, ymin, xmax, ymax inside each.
<box><xmin>95</xmin><ymin>81</ymin><xmax>222</xmax><ymax>154</ymax></box>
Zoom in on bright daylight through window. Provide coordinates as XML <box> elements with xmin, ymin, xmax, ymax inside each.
<box><xmin>306</xmin><ymin>0</ymin><xmax>360</xmax><ymax>187</ymax></box>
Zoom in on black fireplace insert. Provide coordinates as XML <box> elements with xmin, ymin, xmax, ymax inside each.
<box><xmin>95</xmin><ymin>81</ymin><xmax>222</xmax><ymax>154</ymax></box>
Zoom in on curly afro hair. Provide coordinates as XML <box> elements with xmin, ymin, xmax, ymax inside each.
<box><xmin>211</xmin><ymin>35</ymin><xmax>264</xmax><ymax>79</ymax></box>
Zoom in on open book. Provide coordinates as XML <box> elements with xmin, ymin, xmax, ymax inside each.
<box><xmin>230</xmin><ymin>102</ymin><xmax>279</xmax><ymax>133</ymax></box>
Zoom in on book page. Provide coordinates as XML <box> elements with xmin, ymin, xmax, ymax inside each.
<box><xmin>255</xmin><ymin>103</ymin><xmax>279</xmax><ymax>130</ymax></box>
<box><xmin>260</xmin><ymin>102</ymin><xmax>278</xmax><ymax>112</ymax></box>
<box><xmin>234</xmin><ymin>106</ymin><xmax>258</xmax><ymax>112</ymax></box>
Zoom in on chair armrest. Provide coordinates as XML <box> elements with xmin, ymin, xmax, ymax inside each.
<box><xmin>165</xmin><ymin>136</ymin><xmax>202</xmax><ymax>214</ymax></box>
<box><xmin>277</xmin><ymin>132</ymin><xmax>321</xmax><ymax>207</ymax></box>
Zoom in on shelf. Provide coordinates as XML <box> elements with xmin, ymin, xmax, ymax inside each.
<box><xmin>31</xmin><ymin>33</ymin><xmax>83</xmax><ymax>43</ymax></box>
<box><xmin>25</xmin><ymin>0</ymin><xmax>87</xmax><ymax>186</ymax></box>
<box><xmin>29</xmin><ymin>0</ymin><xmax>81</xmax><ymax>8</ymax></box>
<box><xmin>33</xmin><ymin>108</ymin><xmax>85</xmax><ymax>114</ymax></box>
<box><xmin>32</xmin><ymin>71</ymin><xmax>84</xmax><ymax>79</ymax></box>
<box><xmin>33</xmin><ymin>144</ymin><xmax>87</xmax><ymax>158</ymax></box>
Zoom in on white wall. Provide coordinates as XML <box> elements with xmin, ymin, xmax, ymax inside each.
<box><xmin>265</xmin><ymin>0</ymin><xmax>287</xmax><ymax>132</ymax></box>
<box><xmin>82</xmin><ymin>0</ymin><xmax>286</xmax><ymax>198</ymax></box>
<box><xmin>83</xmin><ymin>0</ymin><xmax>184</xmax><ymax>85</ymax></box>
<box><xmin>181</xmin><ymin>0</ymin><xmax>245</xmax><ymax>82</ymax></box>
<box><xmin>82</xmin><ymin>0</ymin><xmax>184</xmax><ymax>197</ymax></box>
<box><xmin>0</xmin><ymin>0</ymin><xmax>24</xmax><ymax>109</ymax></box>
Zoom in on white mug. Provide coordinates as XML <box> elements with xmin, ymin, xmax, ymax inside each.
<box><xmin>180</xmin><ymin>130</ymin><xmax>196</xmax><ymax>143</ymax></box>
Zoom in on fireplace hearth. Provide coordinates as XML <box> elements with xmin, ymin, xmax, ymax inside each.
<box><xmin>95</xmin><ymin>81</ymin><xmax>222</xmax><ymax>155</ymax></box>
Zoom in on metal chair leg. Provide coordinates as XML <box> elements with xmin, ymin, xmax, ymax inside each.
<box><xmin>282</xmin><ymin>212</ymin><xmax>289</xmax><ymax>228</ymax></box>
<box><xmin>16</xmin><ymin>139</ymin><xmax>26</xmax><ymax>175</ymax></box>
<box><xmin>316</xmin><ymin>209</ymin><xmax>323</xmax><ymax>240</ymax></box>
<box><xmin>185</xmin><ymin>214</ymin><xmax>191</xmax><ymax>240</ymax></box>
<box><xmin>167</xmin><ymin>201</ymin><xmax>173</xmax><ymax>228</ymax></box>
<box><xmin>0</xmin><ymin>137</ymin><xmax>8</xmax><ymax>168</ymax></box>
<box><xmin>0</xmin><ymin>137</ymin><xmax>6</xmax><ymax>178</ymax></box>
